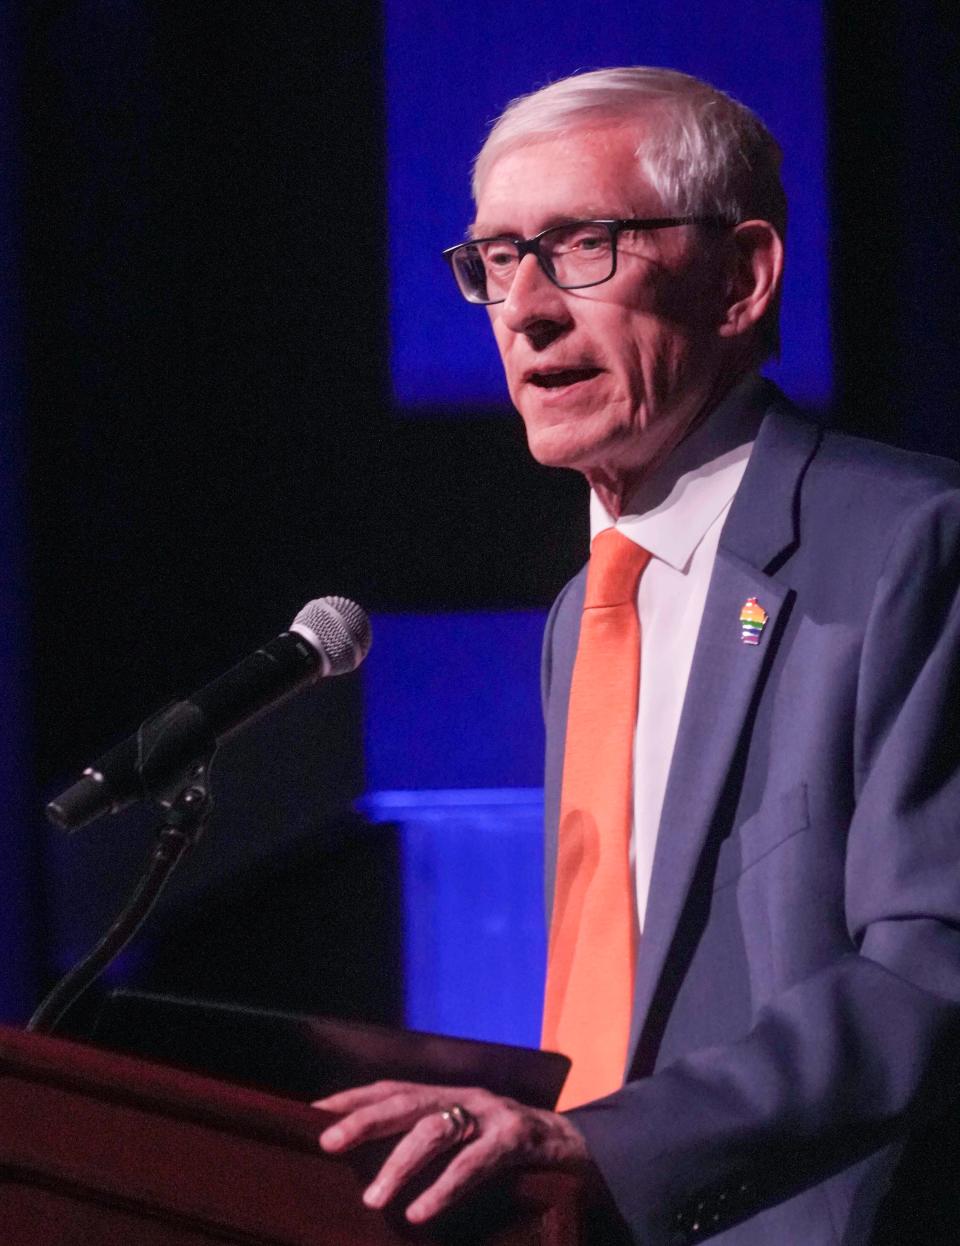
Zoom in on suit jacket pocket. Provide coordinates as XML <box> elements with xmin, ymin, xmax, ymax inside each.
<box><xmin>713</xmin><ymin>782</ymin><xmax>810</xmax><ymax>891</ymax></box>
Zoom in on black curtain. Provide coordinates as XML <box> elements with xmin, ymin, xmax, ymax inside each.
<box><xmin>828</xmin><ymin>0</ymin><xmax>960</xmax><ymax>457</ymax></box>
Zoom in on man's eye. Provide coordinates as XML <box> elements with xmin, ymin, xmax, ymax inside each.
<box><xmin>484</xmin><ymin>245</ymin><xmax>517</xmax><ymax>269</ymax></box>
<box><xmin>552</xmin><ymin>228</ymin><xmax>610</xmax><ymax>255</ymax></box>
<box><xmin>574</xmin><ymin>231</ymin><xmax>609</xmax><ymax>252</ymax></box>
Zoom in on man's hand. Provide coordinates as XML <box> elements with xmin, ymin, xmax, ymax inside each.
<box><xmin>314</xmin><ymin>1081</ymin><xmax>592</xmax><ymax>1224</ymax></box>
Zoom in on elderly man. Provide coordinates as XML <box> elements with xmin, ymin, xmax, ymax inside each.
<box><xmin>317</xmin><ymin>68</ymin><xmax>960</xmax><ymax>1244</ymax></box>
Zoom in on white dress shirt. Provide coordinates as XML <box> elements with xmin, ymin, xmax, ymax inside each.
<box><xmin>589</xmin><ymin>375</ymin><xmax>766</xmax><ymax>929</ymax></box>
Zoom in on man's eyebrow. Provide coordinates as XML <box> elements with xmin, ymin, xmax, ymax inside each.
<box><xmin>467</xmin><ymin>221</ymin><xmax>515</xmax><ymax>240</ymax></box>
<box><xmin>467</xmin><ymin>212</ymin><xmax>617</xmax><ymax>240</ymax></box>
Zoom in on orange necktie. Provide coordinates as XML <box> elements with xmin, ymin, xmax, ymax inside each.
<box><xmin>542</xmin><ymin>527</ymin><xmax>651</xmax><ymax>1110</ymax></box>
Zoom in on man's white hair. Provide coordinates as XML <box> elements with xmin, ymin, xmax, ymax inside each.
<box><xmin>472</xmin><ymin>67</ymin><xmax>786</xmax><ymax>355</ymax></box>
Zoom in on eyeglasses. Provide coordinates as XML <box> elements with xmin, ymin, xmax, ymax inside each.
<box><xmin>442</xmin><ymin>217</ymin><xmax>730</xmax><ymax>305</ymax></box>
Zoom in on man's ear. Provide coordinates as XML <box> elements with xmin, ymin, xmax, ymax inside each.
<box><xmin>717</xmin><ymin>220</ymin><xmax>784</xmax><ymax>340</ymax></box>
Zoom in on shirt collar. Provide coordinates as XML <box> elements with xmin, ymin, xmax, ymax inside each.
<box><xmin>589</xmin><ymin>373</ymin><xmax>768</xmax><ymax>572</ymax></box>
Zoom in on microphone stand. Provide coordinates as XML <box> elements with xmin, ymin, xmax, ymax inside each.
<box><xmin>29</xmin><ymin>766</ymin><xmax>214</xmax><ymax>1035</ymax></box>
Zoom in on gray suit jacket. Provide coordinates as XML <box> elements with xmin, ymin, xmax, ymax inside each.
<box><xmin>542</xmin><ymin>382</ymin><xmax>960</xmax><ymax>1244</ymax></box>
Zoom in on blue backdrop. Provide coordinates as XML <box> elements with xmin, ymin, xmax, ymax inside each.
<box><xmin>387</xmin><ymin>0</ymin><xmax>831</xmax><ymax>412</ymax></box>
<box><xmin>375</xmin><ymin>0</ymin><xmax>831</xmax><ymax>1043</ymax></box>
<box><xmin>362</xmin><ymin>612</ymin><xmax>549</xmax><ymax>1043</ymax></box>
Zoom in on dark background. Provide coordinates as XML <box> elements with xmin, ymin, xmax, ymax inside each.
<box><xmin>2</xmin><ymin>0</ymin><xmax>959</xmax><ymax>1024</ymax></box>
<box><xmin>23</xmin><ymin>0</ymin><xmax>586</xmax><ymax>797</ymax></box>
<box><xmin>21</xmin><ymin>1</ymin><xmax>959</xmax><ymax>792</ymax></box>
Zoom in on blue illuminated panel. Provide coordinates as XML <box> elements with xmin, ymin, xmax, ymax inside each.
<box><xmin>361</xmin><ymin>788</ymin><xmax>546</xmax><ymax>1046</ymax></box>
<box><xmin>362</xmin><ymin>612</ymin><xmax>549</xmax><ymax>1042</ymax></box>
<box><xmin>363</xmin><ymin>611</ymin><xmax>547</xmax><ymax>792</ymax></box>
<box><xmin>387</xmin><ymin>0</ymin><xmax>830</xmax><ymax>410</ymax></box>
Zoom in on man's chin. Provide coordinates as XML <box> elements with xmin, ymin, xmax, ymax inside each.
<box><xmin>520</xmin><ymin>410</ymin><xmax>629</xmax><ymax>474</ymax></box>
<box><xmin>522</xmin><ymin>424</ymin><xmax>588</xmax><ymax>471</ymax></box>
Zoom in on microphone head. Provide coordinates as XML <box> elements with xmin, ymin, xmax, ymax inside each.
<box><xmin>290</xmin><ymin>596</ymin><xmax>372</xmax><ymax>676</ymax></box>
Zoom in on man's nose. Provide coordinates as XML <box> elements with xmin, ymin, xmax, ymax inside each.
<box><xmin>499</xmin><ymin>254</ymin><xmax>572</xmax><ymax>339</ymax></box>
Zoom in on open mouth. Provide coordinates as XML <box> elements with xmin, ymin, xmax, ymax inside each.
<box><xmin>529</xmin><ymin>367</ymin><xmax>603</xmax><ymax>389</ymax></box>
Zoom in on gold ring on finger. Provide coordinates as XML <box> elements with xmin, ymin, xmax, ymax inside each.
<box><xmin>438</xmin><ymin>1103</ymin><xmax>478</xmax><ymax>1143</ymax></box>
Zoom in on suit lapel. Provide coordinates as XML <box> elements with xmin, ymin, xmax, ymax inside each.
<box><xmin>627</xmin><ymin>402</ymin><xmax>821</xmax><ymax>1063</ymax></box>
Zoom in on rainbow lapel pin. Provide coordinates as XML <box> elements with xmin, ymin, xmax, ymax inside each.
<box><xmin>739</xmin><ymin>597</ymin><xmax>768</xmax><ymax>646</ymax></box>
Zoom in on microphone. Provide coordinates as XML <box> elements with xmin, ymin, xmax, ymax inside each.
<box><xmin>46</xmin><ymin>596</ymin><xmax>372</xmax><ymax>832</ymax></box>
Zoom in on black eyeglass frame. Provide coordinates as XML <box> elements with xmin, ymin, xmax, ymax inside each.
<box><xmin>442</xmin><ymin>216</ymin><xmax>732</xmax><ymax>305</ymax></box>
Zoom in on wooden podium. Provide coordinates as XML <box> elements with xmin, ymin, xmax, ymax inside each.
<box><xmin>0</xmin><ymin>1024</ymin><xmax>595</xmax><ymax>1245</ymax></box>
